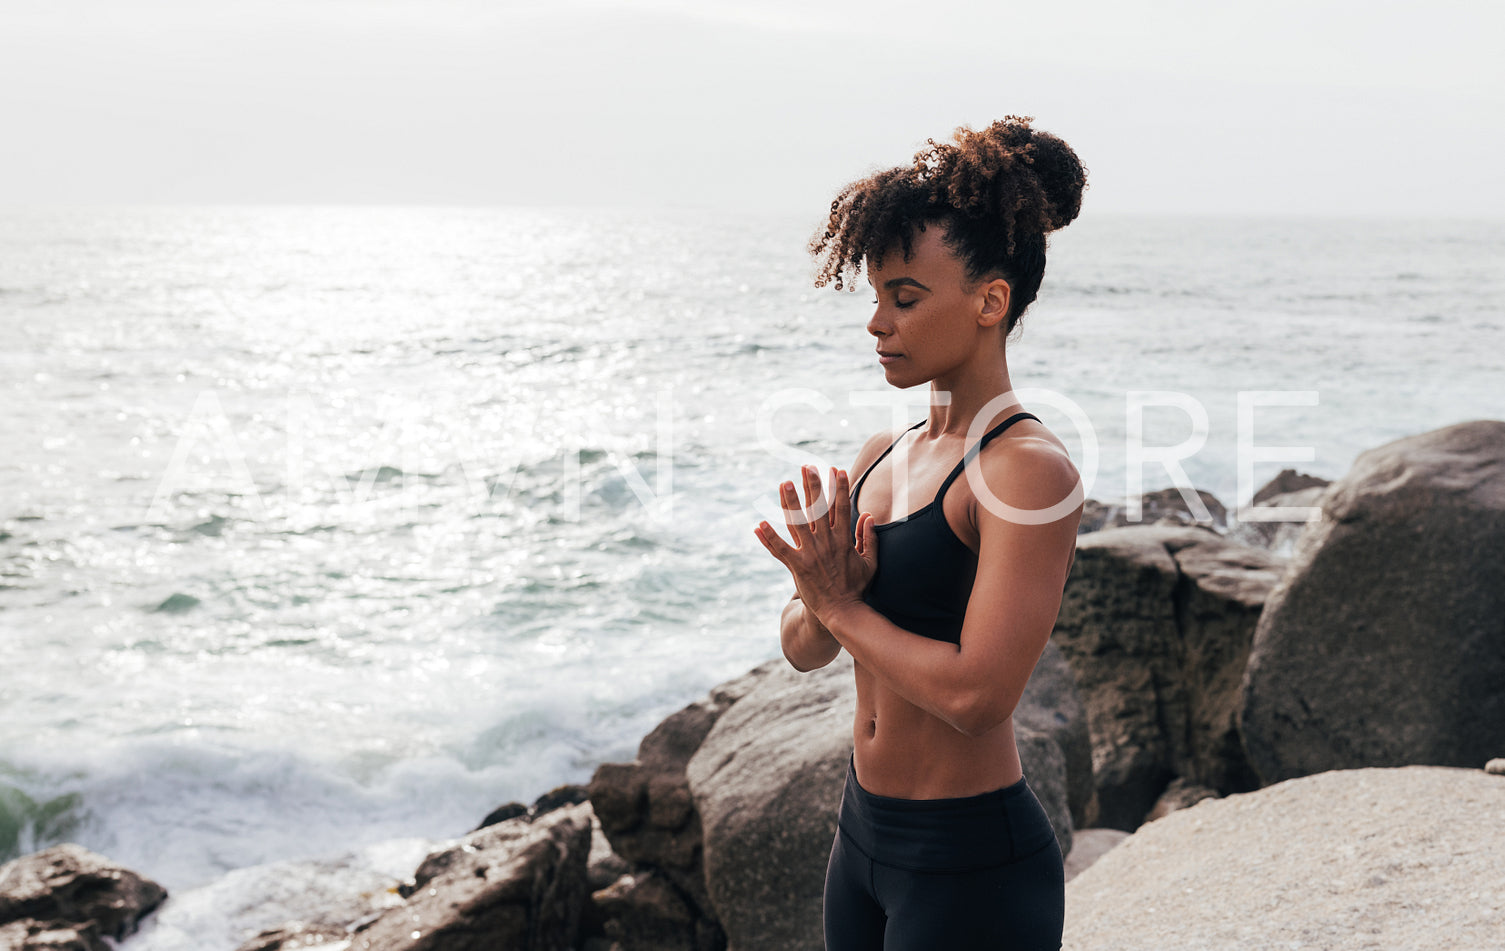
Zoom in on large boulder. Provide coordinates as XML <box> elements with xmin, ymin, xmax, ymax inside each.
<box><xmin>1051</xmin><ymin>526</ymin><xmax>1284</xmax><ymax>829</ymax></box>
<box><xmin>1063</xmin><ymin>766</ymin><xmax>1505</xmax><ymax>950</ymax></box>
<box><xmin>0</xmin><ymin>844</ymin><xmax>166</xmax><ymax>942</ymax></box>
<box><xmin>684</xmin><ymin>652</ymin><xmax>1079</xmax><ymax>951</ymax></box>
<box><xmin>1240</xmin><ymin>420</ymin><xmax>1505</xmax><ymax>785</ymax></box>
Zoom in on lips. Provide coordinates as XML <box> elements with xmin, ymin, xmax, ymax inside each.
<box><xmin>877</xmin><ymin>349</ymin><xmax>902</xmax><ymax>364</ymax></box>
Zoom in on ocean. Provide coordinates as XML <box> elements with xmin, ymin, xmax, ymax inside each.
<box><xmin>1</xmin><ymin>206</ymin><xmax>1501</xmax><ymax>931</ymax></box>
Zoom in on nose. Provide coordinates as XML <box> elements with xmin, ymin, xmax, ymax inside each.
<box><xmin>866</xmin><ymin>305</ymin><xmax>890</xmax><ymax>339</ymax></box>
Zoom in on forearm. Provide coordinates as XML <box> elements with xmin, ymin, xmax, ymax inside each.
<box><xmin>780</xmin><ymin>595</ymin><xmax>841</xmax><ymax>672</ymax></box>
<box><xmin>822</xmin><ymin>599</ymin><xmax>1003</xmax><ymax>737</ymax></box>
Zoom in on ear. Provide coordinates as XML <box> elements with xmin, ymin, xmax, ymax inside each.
<box><xmin>977</xmin><ymin>277</ymin><xmax>1012</xmax><ymax>329</ymax></box>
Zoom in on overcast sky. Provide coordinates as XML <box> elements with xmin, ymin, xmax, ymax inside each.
<box><xmin>4</xmin><ymin>0</ymin><xmax>1502</xmax><ymax>216</ymax></box>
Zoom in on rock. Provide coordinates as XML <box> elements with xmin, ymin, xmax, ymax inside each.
<box><xmin>1064</xmin><ymin>766</ymin><xmax>1505</xmax><ymax>951</ymax></box>
<box><xmin>1226</xmin><ymin>485</ymin><xmax>1326</xmax><ymax>554</ymax></box>
<box><xmin>1079</xmin><ymin>488</ymin><xmax>1228</xmax><ymax>534</ymax></box>
<box><xmin>586</xmin><ymin>815</ymin><xmax>630</xmax><ymax>892</ymax></box>
<box><xmin>1051</xmin><ymin>526</ymin><xmax>1284</xmax><ymax>829</ymax></box>
<box><xmin>1061</xmin><ymin>829</ymin><xmax>1129</xmax><ymax>882</ymax></box>
<box><xmin>588</xmin><ymin>661</ymin><xmax>776</xmax><ymax>918</ymax></box>
<box><xmin>1013</xmin><ymin>724</ymin><xmax>1072</xmax><ymax>852</ymax></box>
<box><xmin>348</xmin><ymin>803</ymin><xmax>592</xmax><ymax>951</ymax></box>
<box><xmin>233</xmin><ymin>921</ymin><xmax>352</xmax><ymax>951</ymax></box>
<box><xmin>1251</xmin><ymin>468</ymin><xmax>1330</xmax><ymax>505</ymax></box>
<box><xmin>1487</xmin><ymin>759</ymin><xmax>1505</xmax><ymax>776</ymax></box>
<box><xmin>1240</xmin><ymin>420</ymin><xmax>1505</xmax><ymax>785</ymax></box>
<box><xmin>1141</xmin><ymin>778</ymin><xmax>1219</xmax><ymax>823</ymax></box>
<box><xmin>0</xmin><ymin>919</ymin><xmax>108</xmax><ymax>951</ymax></box>
<box><xmin>473</xmin><ymin>785</ymin><xmax>588</xmax><ymax>835</ymax></box>
<box><xmin>1013</xmin><ymin>641</ymin><xmax>1094</xmax><ymax>829</ymax></box>
<box><xmin>0</xmin><ymin>844</ymin><xmax>166</xmax><ymax>941</ymax></box>
<box><xmin>531</xmin><ymin>785</ymin><xmax>590</xmax><ymax>817</ymax></box>
<box><xmin>473</xmin><ymin>803</ymin><xmax>529</xmax><ymax>831</ymax></box>
<box><xmin>1078</xmin><ymin>499</ymin><xmax>1112</xmax><ymax>534</ymax></box>
<box><xmin>684</xmin><ymin>653</ymin><xmax>1076</xmax><ymax>951</ymax></box>
<box><xmin>1140</xmin><ymin>486</ymin><xmax>1227</xmax><ymax>528</ymax></box>
<box><xmin>137</xmin><ymin>838</ymin><xmax>428</xmax><ymax>951</ymax></box>
<box><xmin>591</xmin><ymin>872</ymin><xmax>696</xmax><ymax>951</ymax></box>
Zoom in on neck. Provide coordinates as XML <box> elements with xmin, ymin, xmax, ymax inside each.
<box><xmin>922</xmin><ymin>348</ymin><xmax>1019</xmax><ymax>438</ymax></box>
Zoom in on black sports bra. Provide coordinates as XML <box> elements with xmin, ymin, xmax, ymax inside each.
<box><xmin>848</xmin><ymin>412</ymin><xmax>1041</xmax><ymax>645</ymax></box>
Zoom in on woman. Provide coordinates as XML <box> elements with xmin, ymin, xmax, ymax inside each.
<box><xmin>752</xmin><ymin>115</ymin><xmax>1087</xmax><ymax>950</ymax></box>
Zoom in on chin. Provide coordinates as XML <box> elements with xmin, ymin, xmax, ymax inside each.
<box><xmin>884</xmin><ymin>368</ymin><xmax>925</xmax><ymax>389</ymax></box>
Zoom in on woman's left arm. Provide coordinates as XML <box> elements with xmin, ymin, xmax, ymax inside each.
<box><xmin>818</xmin><ymin>442</ymin><xmax>1082</xmax><ymax>737</ymax></box>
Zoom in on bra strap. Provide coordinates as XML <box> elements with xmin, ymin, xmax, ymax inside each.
<box><xmin>933</xmin><ymin>411</ymin><xmax>1041</xmax><ymax>503</ymax></box>
<box><xmin>850</xmin><ymin>419</ymin><xmax>926</xmax><ymax>509</ymax></box>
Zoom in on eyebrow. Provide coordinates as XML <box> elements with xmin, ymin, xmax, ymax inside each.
<box><xmin>882</xmin><ymin>277</ymin><xmax>930</xmax><ymax>292</ymax></box>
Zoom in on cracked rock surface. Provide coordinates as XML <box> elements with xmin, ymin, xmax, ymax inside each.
<box><xmin>1051</xmin><ymin>526</ymin><xmax>1284</xmax><ymax>830</ymax></box>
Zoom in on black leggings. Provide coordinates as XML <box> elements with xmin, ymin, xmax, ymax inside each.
<box><xmin>823</xmin><ymin>755</ymin><xmax>1064</xmax><ymax>951</ymax></box>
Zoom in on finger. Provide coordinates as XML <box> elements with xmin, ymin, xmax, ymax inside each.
<box><xmin>802</xmin><ymin>465</ymin><xmax>829</xmax><ymax>530</ymax></box>
<box><xmin>754</xmin><ymin>521</ymin><xmax>794</xmax><ymax>564</ymax></box>
<box><xmin>825</xmin><ymin>466</ymin><xmax>839</xmax><ymax>532</ymax></box>
<box><xmin>780</xmin><ymin>480</ymin><xmax>813</xmax><ymax>542</ymax></box>
<box><xmin>830</xmin><ymin>467</ymin><xmax>852</xmax><ymax>539</ymax></box>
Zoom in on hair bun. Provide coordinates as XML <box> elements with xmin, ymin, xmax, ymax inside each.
<box><xmin>930</xmin><ymin>116</ymin><xmax>1087</xmax><ymax>236</ymax></box>
<box><xmin>809</xmin><ymin>115</ymin><xmax>1087</xmax><ymax>332</ymax></box>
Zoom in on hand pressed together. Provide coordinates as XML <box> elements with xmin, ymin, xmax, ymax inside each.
<box><xmin>754</xmin><ymin>464</ymin><xmax>878</xmax><ymax>627</ymax></box>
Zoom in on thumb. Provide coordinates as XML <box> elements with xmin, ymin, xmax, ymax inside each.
<box><xmin>859</xmin><ymin>513</ymin><xmax>878</xmax><ymax>563</ymax></box>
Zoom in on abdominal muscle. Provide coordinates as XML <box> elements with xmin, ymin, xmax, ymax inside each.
<box><xmin>851</xmin><ymin>658</ymin><xmax>1023</xmax><ymax>799</ymax></box>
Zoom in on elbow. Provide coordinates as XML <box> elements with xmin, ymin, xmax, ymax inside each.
<box><xmin>944</xmin><ymin>687</ymin><xmax>1015</xmax><ymax>739</ymax></box>
<box><xmin>783</xmin><ymin>641</ymin><xmax>839</xmax><ymax>673</ymax></box>
<box><xmin>782</xmin><ymin>645</ymin><xmax>813</xmax><ymax>672</ymax></box>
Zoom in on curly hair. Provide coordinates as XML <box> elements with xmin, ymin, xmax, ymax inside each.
<box><xmin>809</xmin><ymin>115</ymin><xmax>1087</xmax><ymax>335</ymax></box>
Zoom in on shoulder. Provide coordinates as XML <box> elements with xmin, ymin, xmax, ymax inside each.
<box><xmin>969</xmin><ymin>426</ymin><xmax>1083</xmax><ymax>531</ymax></box>
<box><xmin>848</xmin><ymin>425</ymin><xmax>910</xmax><ymax>479</ymax></box>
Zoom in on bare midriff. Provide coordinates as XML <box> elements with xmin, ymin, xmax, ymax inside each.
<box><xmin>844</xmin><ymin>421</ymin><xmax>1056</xmax><ymax>799</ymax></box>
<box><xmin>851</xmin><ymin>658</ymin><xmax>1023</xmax><ymax>799</ymax></box>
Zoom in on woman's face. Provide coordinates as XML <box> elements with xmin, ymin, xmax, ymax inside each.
<box><xmin>865</xmin><ymin>224</ymin><xmax>1006</xmax><ymax>387</ymax></box>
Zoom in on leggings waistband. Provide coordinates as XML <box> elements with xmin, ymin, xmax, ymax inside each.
<box><xmin>837</xmin><ymin>753</ymin><xmax>1057</xmax><ymax>872</ymax></box>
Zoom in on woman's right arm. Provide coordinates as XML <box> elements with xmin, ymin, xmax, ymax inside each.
<box><xmin>781</xmin><ymin>593</ymin><xmax>841</xmax><ymax>671</ymax></box>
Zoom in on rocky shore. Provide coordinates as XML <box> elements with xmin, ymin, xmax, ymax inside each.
<box><xmin>4</xmin><ymin>420</ymin><xmax>1503</xmax><ymax>950</ymax></box>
